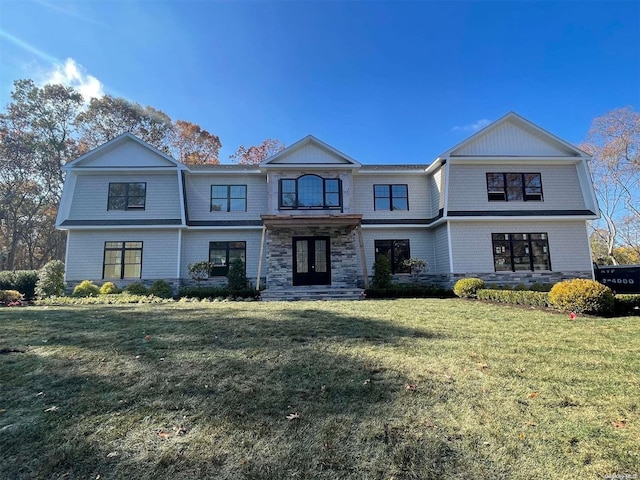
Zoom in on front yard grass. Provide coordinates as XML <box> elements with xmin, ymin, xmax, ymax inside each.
<box><xmin>0</xmin><ymin>299</ymin><xmax>638</xmax><ymax>479</ymax></box>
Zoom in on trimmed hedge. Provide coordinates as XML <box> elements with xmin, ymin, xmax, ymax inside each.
<box><xmin>149</xmin><ymin>280</ymin><xmax>173</xmax><ymax>299</ymax></box>
<box><xmin>548</xmin><ymin>279</ymin><xmax>615</xmax><ymax>315</ymax></box>
<box><xmin>0</xmin><ymin>270</ymin><xmax>39</xmax><ymax>300</ymax></box>
<box><xmin>613</xmin><ymin>294</ymin><xmax>640</xmax><ymax>315</ymax></box>
<box><xmin>477</xmin><ymin>289</ymin><xmax>549</xmax><ymax>307</ymax></box>
<box><xmin>364</xmin><ymin>285</ymin><xmax>453</xmax><ymax>299</ymax></box>
<box><xmin>125</xmin><ymin>282</ymin><xmax>148</xmax><ymax>296</ymax></box>
<box><xmin>178</xmin><ymin>286</ymin><xmax>260</xmax><ymax>300</ymax></box>
<box><xmin>73</xmin><ymin>280</ymin><xmax>100</xmax><ymax>297</ymax></box>
<box><xmin>453</xmin><ymin>278</ymin><xmax>486</xmax><ymax>298</ymax></box>
<box><xmin>99</xmin><ymin>282</ymin><xmax>121</xmax><ymax>295</ymax></box>
<box><xmin>36</xmin><ymin>293</ymin><xmax>173</xmax><ymax>305</ymax></box>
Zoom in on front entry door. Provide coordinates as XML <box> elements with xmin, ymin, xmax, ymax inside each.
<box><xmin>293</xmin><ymin>236</ymin><xmax>331</xmax><ymax>286</ymax></box>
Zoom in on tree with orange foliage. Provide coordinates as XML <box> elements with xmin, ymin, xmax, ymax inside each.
<box><xmin>170</xmin><ymin>120</ymin><xmax>221</xmax><ymax>165</ymax></box>
<box><xmin>230</xmin><ymin>138</ymin><xmax>284</xmax><ymax>165</ymax></box>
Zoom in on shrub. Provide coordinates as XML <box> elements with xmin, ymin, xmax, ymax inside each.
<box><xmin>453</xmin><ymin>278</ymin><xmax>486</xmax><ymax>298</ymax></box>
<box><xmin>36</xmin><ymin>293</ymin><xmax>174</xmax><ymax>306</ymax></box>
<box><xmin>548</xmin><ymin>279</ymin><xmax>615</xmax><ymax>315</ymax></box>
<box><xmin>178</xmin><ymin>285</ymin><xmax>259</xmax><ymax>300</ymax></box>
<box><xmin>99</xmin><ymin>282</ymin><xmax>121</xmax><ymax>295</ymax></box>
<box><xmin>73</xmin><ymin>280</ymin><xmax>100</xmax><ymax>297</ymax></box>
<box><xmin>477</xmin><ymin>289</ymin><xmax>549</xmax><ymax>307</ymax></box>
<box><xmin>0</xmin><ymin>270</ymin><xmax>39</xmax><ymax>300</ymax></box>
<box><xmin>149</xmin><ymin>280</ymin><xmax>173</xmax><ymax>298</ymax></box>
<box><xmin>35</xmin><ymin>260</ymin><xmax>65</xmax><ymax>298</ymax></box>
<box><xmin>364</xmin><ymin>284</ymin><xmax>454</xmax><ymax>299</ymax></box>
<box><xmin>530</xmin><ymin>282</ymin><xmax>554</xmax><ymax>292</ymax></box>
<box><xmin>188</xmin><ymin>261</ymin><xmax>212</xmax><ymax>284</ymax></box>
<box><xmin>372</xmin><ymin>256</ymin><xmax>392</xmax><ymax>289</ymax></box>
<box><xmin>125</xmin><ymin>282</ymin><xmax>148</xmax><ymax>296</ymax></box>
<box><xmin>613</xmin><ymin>294</ymin><xmax>640</xmax><ymax>315</ymax></box>
<box><xmin>0</xmin><ymin>289</ymin><xmax>24</xmax><ymax>304</ymax></box>
<box><xmin>402</xmin><ymin>258</ymin><xmax>428</xmax><ymax>278</ymax></box>
<box><xmin>227</xmin><ymin>258</ymin><xmax>249</xmax><ymax>291</ymax></box>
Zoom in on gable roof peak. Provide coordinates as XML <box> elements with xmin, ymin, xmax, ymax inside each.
<box><xmin>261</xmin><ymin>135</ymin><xmax>361</xmax><ymax>167</ymax></box>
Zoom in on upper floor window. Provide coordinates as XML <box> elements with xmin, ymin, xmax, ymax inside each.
<box><xmin>486</xmin><ymin>173</ymin><xmax>542</xmax><ymax>201</ymax></box>
<box><xmin>211</xmin><ymin>185</ymin><xmax>247</xmax><ymax>212</ymax></box>
<box><xmin>209</xmin><ymin>241</ymin><xmax>246</xmax><ymax>276</ymax></box>
<box><xmin>103</xmin><ymin>241</ymin><xmax>143</xmax><ymax>279</ymax></box>
<box><xmin>374</xmin><ymin>184</ymin><xmax>409</xmax><ymax>211</ymax></box>
<box><xmin>108</xmin><ymin>183</ymin><xmax>146</xmax><ymax>210</ymax></box>
<box><xmin>492</xmin><ymin>233</ymin><xmax>551</xmax><ymax>272</ymax></box>
<box><xmin>279</xmin><ymin>175</ymin><xmax>341</xmax><ymax>210</ymax></box>
<box><xmin>375</xmin><ymin>239</ymin><xmax>411</xmax><ymax>274</ymax></box>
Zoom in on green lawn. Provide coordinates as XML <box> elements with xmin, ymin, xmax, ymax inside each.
<box><xmin>1</xmin><ymin>299</ymin><xmax>638</xmax><ymax>479</ymax></box>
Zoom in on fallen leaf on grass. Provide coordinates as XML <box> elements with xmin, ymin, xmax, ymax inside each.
<box><xmin>157</xmin><ymin>430</ymin><xmax>172</xmax><ymax>439</ymax></box>
<box><xmin>363</xmin><ymin>379</ymin><xmax>370</xmax><ymax>385</ymax></box>
<box><xmin>518</xmin><ymin>432</ymin><xmax>526</xmax><ymax>440</ymax></box>
<box><xmin>35</xmin><ymin>392</ymin><xmax>44</xmax><ymax>397</ymax></box>
<box><xmin>174</xmin><ymin>426</ymin><xmax>187</xmax><ymax>436</ymax></box>
<box><xmin>528</xmin><ymin>392</ymin><xmax>540</xmax><ymax>399</ymax></box>
<box><xmin>44</xmin><ymin>406</ymin><xmax>58</xmax><ymax>412</ymax></box>
<box><xmin>479</xmin><ymin>363</ymin><xmax>489</xmax><ymax>370</ymax></box>
<box><xmin>106</xmin><ymin>451</ymin><xmax>119</xmax><ymax>458</ymax></box>
<box><xmin>612</xmin><ymin>419</ymin><xmax>627</xmax><ymax>429</ymax></box>
<box><xmin>404</xmin><ymin>384</ymin><xmax>417</xmax><ymax>392</ymax></box>
<box><xmin>286</xmin><ymin>413</ymin><xmax>300</xmax><ymax>420</ymax></box>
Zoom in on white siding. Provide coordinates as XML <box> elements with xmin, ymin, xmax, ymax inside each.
<box><xmin>65</xmin><ymin>229</ymin><xmax>179</xmax><ymax>281</ymax></box>
<box><xmin>432</xmin><ymin>224</ymin><xmax>450</xmax><ymax>273</ymax></box>
<box><xmin>180</xmin><ymin>230</ymin><xmax>265</xmax><ymax>279</ymax></box>
<box><xmin>452</xmin><ymin>122</ymin><xmax>572</xmax><ymax>156</ymax></box>
<box><xmin>357</xmin><ymin>228</ymin><xmax>434</xmax><ymax>275</ymax></box>
<box><xmin>272</xmin><ymin>144</ymin><xmax>351</xmax><ymax>164</ymax></box>
<box><xmin>448</xmin><ymin>220</ymin><xmax>592</xmax><ymax>273</ymax></box>
<box><xmin>68</xmin><ymin>173</ymin><xmax>181</xmax><ymax>220</ymax></box>
<box><xmin>79</xmin><ymin>139</ymin><xmax>177</xmax><ymax>168</ymax></box>
<box><xmin>184</xmin><ymin>174</ymin><xmax>267</xmax><ymax>221</ymax></box>
<box><xmin>447</xmin><ymin>164</ymin><xmax>586</xmax><ymax>211</ymax></box>
<box><xmin>352</xmin><ymin>174</ymin><xmax>431</xmax><ymax>220</ymax></box>
<box><xmin>428</xmin><ymin>167</ymin><xmax>445</xmax><ymax>217</ymax></box>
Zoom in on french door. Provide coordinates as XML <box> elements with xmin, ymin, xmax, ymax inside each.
<box><xmin>292</xmin><ymin>236</ymin><xmax>331</xmax><ymax>286</ymax></box>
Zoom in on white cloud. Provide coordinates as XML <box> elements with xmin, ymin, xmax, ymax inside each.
<box><xmin>451</xmin><ymin>118</ymin><xmax>491</xmax><ymax>132</ymax></box>
<box><xmin>42</xmin><ymin>58</ymin><xmax>104</xmax><ymax>101</ymax></box>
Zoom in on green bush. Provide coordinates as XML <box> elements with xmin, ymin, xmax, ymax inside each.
<box><xmin>149</xmin><ymin>280</ymin><xmax>173</xmax><ymax>298</ymax></box>
<box><xmin>99</xmin><ymin>282</ymin><xmax>121</xmax><ymax>295</ymax></box>
<box><xmin>0</xmin><ymin>270</ymin><xmax>39</xmax><ymax>300</ymax></box>
<box><xmin>227</xmin><ymin>258</ymin><xmax>249</xmax><ymax>291</ymax></box>
<box><xmin>529</xmin><ymin>282</ymin><xmax>554</xmax><ymax>292</ymax></box>
<box><xmin>453</xmin><ymin>278</ymin><xmax>486</xmax><ymax>298</ymax></box>
<box><xmin>35</xmin><ymin>260</ymin><xmax>65</xmax><ymax>298</ymax></box>
<box><xmin>178</xmin><ymin>285</ymin><xmax>259</xmax><ymax>300</ymax></box>
<box><xmin>36</xmin><ymin>293</ymin><xmax>174</xmax><ymax>306</ymax></box>
<box><xmin>72</xmin><ymin>280</ymin><xmax>100</xmax><ymax>297</ymax></box>
<box><xmin>477</xmin><ymin>289</ymin><xmax>549</xmax><ymax>307</ymax></box>
<box><xmin>372</xmin><ymin>256</ymin><xmax>392</xmax><ymax>289</ymax></box>
<box><xmin>613</xmin><ymin>294</ymin><xmax>640</xmax><ymax>315</ymax></box>
<box><xmin>364</xmin><ymin>284</ymin><xmax>453</xmax><ymax>299</ymax></box>
<box><xmin>0</xmin><ymin>289</ymin><xmax>24</xmax><ymax>304</ymax></box>
<box><xmin>125</xmin><ymin>282</ymin><xmax>148</xmax><ymax>296</ymax></box>
<box><xmin>548</xmin><ymin>279</ymin><xmax>615</xmax><ymax>315</ymax></box>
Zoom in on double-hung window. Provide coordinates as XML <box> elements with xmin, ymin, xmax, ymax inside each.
<box><xmin>374</xmin><ymin>184</ymin><xmax>409</xmax><ymax>210</ymax></box>
<box><xmin>375</xmin><ymin>239</ymin><xmax>411</xmax><ymax>274</ymax></box>
<box><xmin>492</xmin><ymin>233</ymin><xmax>551</xmax><ymax>272</ymax></box>
<box><xmin>209</xmin><ymin>241</ymin><xmax>246</xmax><ymax>276</ymax></box>
<box><xmin>279</xmin><ymin>175</ymin><xmax>341</xmax><ymax>210</ymax></box>
<box><xmin>103</xmin><ymin>241</ymin><xmax>143</xmax><ymax>279</ymax></box>
<box><xmin>486</xmin><ymin>173</ymin><xmax>542</xmax><ymax>201</ymax></box>
<box><xmin>211</xmin><ymin>185</ymin><xmax>247</xmax><ymax>212</ymax></box>
<box><xmin>108</xmin><ymin>183</ymin><xmax>146</xmax><ymax>210</ymax></box>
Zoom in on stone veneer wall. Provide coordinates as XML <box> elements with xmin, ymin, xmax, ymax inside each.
<box><xmin>361</xmin><ymin>271</ymin><xmax>594</xmax><ymax>290</ymax></box>
<box><xmin>265</xmin><ymin>227</ymin><xmax>359</xmax><ymax>289</ymax></box>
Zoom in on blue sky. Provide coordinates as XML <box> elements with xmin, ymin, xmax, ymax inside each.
<box><xmin>1</xmin><ymin>0</ymin><xmax>638</xmax><ymax>164</ymax></box>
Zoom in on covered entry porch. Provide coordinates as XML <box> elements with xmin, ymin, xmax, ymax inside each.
<box><xmin>258</xmin><ymin>214</ymin><xmax>367</xmax><ymax>300</ymax></box>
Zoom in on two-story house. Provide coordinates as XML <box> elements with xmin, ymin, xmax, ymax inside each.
<box><xmin>56</xmin><ymin>112</ymin><xmax>599</xmax><ymax>299</ymax></box>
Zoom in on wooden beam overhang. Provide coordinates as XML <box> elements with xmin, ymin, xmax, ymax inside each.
<box><xmin>260</xmin><ymin>214</ymin><xmax>363</xmax><ymax>231</ymax></box>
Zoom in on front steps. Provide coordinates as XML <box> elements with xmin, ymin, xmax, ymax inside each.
<box><xmin>260</xmin><ymin>286</ymin><xmax>364</xmax><ymax>301</ymax></box>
